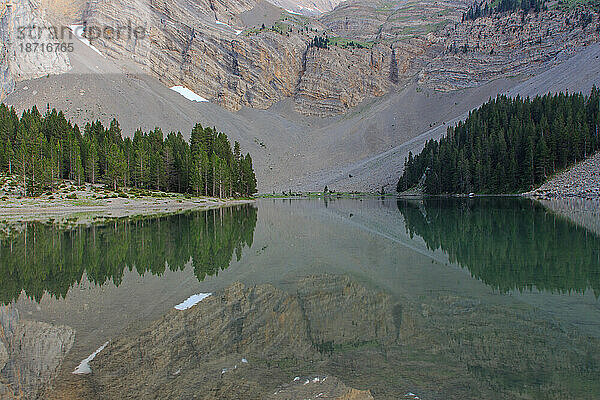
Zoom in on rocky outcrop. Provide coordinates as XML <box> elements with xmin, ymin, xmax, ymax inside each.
<box><xmin>294</xmin><ymin>44</ymin><xmax>394</xmax><ymax>115</ymax></box>
<box><xmin>78</xmin><ymin>0</ymin><xmax>600</xmax><ymax>116</ymax></box>
<box><xmin>0</xmin><ymin>305</ymin><xmax>75</xmax><ymax>399</ymax></box>
<box><xmin>529</xmin><ymin>151</ymin><xmax>600</xmax><ymax>200</ymax></box>
<box><xmin>528</xmin><ymin>151</ymin><xmax>600</xmax><ymax>234</ymax></box>
<box><xmin>83</xmin><ymin>0</ymin><xmax>405</xmax><ymax>115</ymax></box>
<box><xmin>86</xmin><ymin>0</ymin><xmax>307</xmax><ymax>111</ymax></box>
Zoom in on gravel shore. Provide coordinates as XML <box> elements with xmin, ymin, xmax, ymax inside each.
<box><xmin>529</xmin><ymin>151</ymin><xmax>600</xmax><ymax>200</ymax></box>
<box><xmin>0</xmin><ymin>177</ymin><xmax>253</xmax><ymax>235</ymax></box>
<box><xmin>527</xmin><ymin>152</ymin><xmax>600</xmax><ymax>235</ymax></box>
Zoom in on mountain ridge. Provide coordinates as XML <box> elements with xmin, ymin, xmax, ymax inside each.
<box><xmin>3</xmin><ymin>0</ymin><xmax>600</xmax><ymax>192</ymax></box>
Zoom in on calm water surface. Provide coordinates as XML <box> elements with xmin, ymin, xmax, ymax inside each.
<box><xmin>2</xmin><ymin>198</ymin><xmax>600</xmax><ymax>399</ymax></box>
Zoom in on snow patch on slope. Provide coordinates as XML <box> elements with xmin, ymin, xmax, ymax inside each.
<box><xmin>215</xmin><ymin>20</ymin><xmax>243</xmax><ymax>35</ymax></box>
<box><xmin>69</xmin><ymin>25</ymin><xmax>105</xmax><ymax>57</ymax></box>
<box><xmin>170</xmin><ymin>86</ymin><xmax>209</xmax><ymax>102</ymax></box>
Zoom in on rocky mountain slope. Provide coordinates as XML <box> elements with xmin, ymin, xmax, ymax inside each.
<box><xmin>3</xmin><ymin>0</ymin><xmax>600</xmax><ymax>192</ymax></box>
<box><xmin>423</xmin><ymin>5</ymin><xmax>600</xmax><ymax>90</ymax></box>
<box><xmin>44</xmin><ymin>276</ymin><xmax>389</xmax><ymax>399</ymax></box>
<box><xmin>42</xmin><ymin>272</ymin><xmax>600</xmax><ymax>399</ymax></box>
<box><xmin>77</xmin><ymin>0</ymin><xmax>600</xmax><ymax>117</ymax></box>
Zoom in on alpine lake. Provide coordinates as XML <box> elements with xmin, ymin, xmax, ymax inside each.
<box><xmin>1</xmin><ymin>197</ymin><xmax>600</xmax><ymax>399</ymax></box>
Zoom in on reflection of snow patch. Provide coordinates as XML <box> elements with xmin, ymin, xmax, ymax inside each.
<box><xmin>72</xmin><ymin>341</ymin><xmax>109</xmax><ymax>374</ymax></box>
<box><xmin>69</xmin><ymin>25</ymin><xmax>105</xmax><ymax>57</ymax></box>
<box><xmin>221</xmin><ymin>365</ymin><xmax>237</xmax><ymax>374</ymax></box>
<box><xmin>174</xmin><ymin>293</ymin><xmax>212</xmax><ymax>310</ymax></box>
<box><xmin>170</xmin><ymin>86</ymin><xmax>209</xmax><ymax>103</ymax></box>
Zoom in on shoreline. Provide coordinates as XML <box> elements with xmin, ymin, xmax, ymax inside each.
<box><xmin>0</xmin><ymin>179</ymin><xmax>255</xmax><ymax>234</ymax></box>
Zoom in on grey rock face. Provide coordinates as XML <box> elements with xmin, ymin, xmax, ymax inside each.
<box><xmin>67</xmin><ymin>0</ymin><xmax>600</xmax><ymax>116</ymax></box>
<box><xmin>294</xmin><ymin>44</ymin><xmax>393</xmax><ymax>116</ymax></box>
<box><xmin>86</xmin><ymin>0</ymin><xmax>307</xmax><ymax>111</ymax></box>
<box><xmin>0</xmin><ymin>0</ymin><xmax>71</xmax><ymax>100</ymax></box>
<box><xmin>0</xmin><ymin>3</ymin><xmax>14</xmax><ymax>101</ymax></box>
<box><xmin>82</xmin><ymin>0</ymin><xmax>401</xmax><ymax>116</ymax></box>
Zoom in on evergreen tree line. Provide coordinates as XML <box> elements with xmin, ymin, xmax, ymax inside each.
<box><xmin>0</xmin><ymin>104</ymin><xmax>257</xmax><ymax>197</ymax></box>
<box><xmin>310</xmin><ymin>35</ymin><xmax>329</xmax><ymax>49</ymax></box>
<box><xmin>397</xmin><ymin>198</ymin><xmax>600</xmax><ymax>296</ymax></box>
<box><xmin>0</xmin><ymin>205</ymin><xmax>257</xmax><ymax>304</ymax></box>
<box><xmin>397</xmin><ymin>88</ymin><xmax>600</xmax><ymax>194</ymax></box>
<box><xmin>463</xmin><ymin>0</ymin><xmax>545</xmax><ymax>21</ymax></box>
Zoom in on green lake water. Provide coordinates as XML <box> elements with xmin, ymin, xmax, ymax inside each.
<box><xmin>2</xmin><ymin>197</ymin><xmax>600</xmax><ymax>399</ymax></box>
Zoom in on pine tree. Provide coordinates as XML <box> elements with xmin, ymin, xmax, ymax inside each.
<box><xmin>107</xmin><ymin>142</ymin><xmax>126</xmax><ymax>190</ymax></box>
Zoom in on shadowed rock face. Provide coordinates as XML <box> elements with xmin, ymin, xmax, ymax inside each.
<box><xmin>0</xmin><ymin>305</ymin><xmax>75</xmax><ymax>399</ymax></box>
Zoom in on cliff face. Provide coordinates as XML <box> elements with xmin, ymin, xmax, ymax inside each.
<box><xmin>82</xmin><ymin>0</ymin><xmax>405</xmax><ymax>115</ymax></box>
<box><xmin>422</xmin><ymin>7</ymin><xmax>600</xmax><ymax>90</ymax></box>
<box><xmin>0</xmin><ymin>0</ymin><xmax>71</xmax><ymax>100</ymax></box>
<box><xmin>7</xmin><ymin>0</ymin><xmax>600</xmax><ymax>116</ymax></box>
<box><xmin>87</xmin><ymin>0</ymin><xmax>306</xmax><ymax>111</ymax></box>
<box><xmin>294</xmin><ymin>44</ymin><xmax>393</xmax><ymax>115</ymax></box>
<box><xmin>79</xmin><ymin>0</ymin><xmax>600</xmax><ymax>116</ymax></box>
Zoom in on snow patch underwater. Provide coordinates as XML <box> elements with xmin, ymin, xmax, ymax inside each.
<box><xmin>174</xmin><ymin>293</ymin><xmax>212</xmax><ymax>310</ymax></box>
<box><xmin>72</xmin><ymin>341</ymin><xmax>109</xmax><ymax>375</ymax></box>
